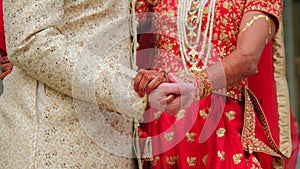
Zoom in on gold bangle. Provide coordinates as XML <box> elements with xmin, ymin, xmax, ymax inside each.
<box><xmin>239</xmin><ymin>14</ymin><xmax>271</xmax><ymax>44</ymax></box>
<box><xmin>192</xmin><ymin>70</ymin><xmax>212</xmax><ymax>99</ymax></box>
<box><xmin>201</xmin><ymin>71</ymin><xmax>212</xmax><ymax>98</ymax></box>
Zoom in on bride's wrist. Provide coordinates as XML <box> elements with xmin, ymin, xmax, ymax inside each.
<box><xmin>192</xmin><ymin>70</ymin><xmax>212</xmax><ymax>100</ymax></box>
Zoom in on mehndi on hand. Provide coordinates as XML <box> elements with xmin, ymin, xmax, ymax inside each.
<box><xmin>134</xmin><ymin>68</ymin><xmax>169</xmax><ymax>97</ymax></box>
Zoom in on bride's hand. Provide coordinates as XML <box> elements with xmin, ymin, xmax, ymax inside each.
<box><xmin>134</xmin><ymin>69</ymin><xmax>169</xmax><ymax>97</ymax></box>
<box><xmin>0</xmin><ymin>56</ymin><xmax>13</xmax><ymax>80</ymax></box>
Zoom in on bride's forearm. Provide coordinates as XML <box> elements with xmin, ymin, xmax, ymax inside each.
<box><xmin>199</xmin><ymin>11</ymin><xmax>278</xmax><ymax>92</ymax></box>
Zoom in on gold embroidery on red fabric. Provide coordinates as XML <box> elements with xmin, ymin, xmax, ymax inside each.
<box><xmin>164</xmin><ymin>8</ymin><xmax>176</xmax><ymax>17</ymax></box>
<box><xmin>250</xmin><ymin>164</ymin><xmax>262</xmax><ymax>169</ymax></box>
<box><xmin>164</xmin><ymin>132</ymin><xmax>175</xmax><ymax>142</ymax></box>
<box><xmin>233</xmin><ymin>153</ymin><xmax>242</xmax><ymax>165</ymax></box>
<box><xmin>199</xmin><ymin>109</ymin><xmax>209</xmax><ymax>119</ymax></box>
<box><xmin>251</xmin><ymin>156</ymin><xmax>260</xmax><ymax>165</ymax></box>
<box><xmin>176</xmin><ymin>109</ymin><xmax>185</xmax><ymax>120</ymax></box>
<box><xmin>136</xmin><ymin>1</ymin><xmax>146</xmax><ymax>10</ymax></box>
<box><xmin>176</xmin><ymin>70</ymin><xmax>189</xmax><ymax>79</ymax></box>
<box><xmin>162</xmin><ymin>42</ymin><xmax>174</xmax><ymax>51</ymax></box>
<box><xmin>186</xmin><ymin>132</ymin><xmax>197</xmax><ymax>143</ymax></box>
<box><xmin>166</xmin><ymin>155</ymin><xmax>178</xmax><ymax>165</ymax></box>
<box><xmin>223</xmin><ymin>1</ymin><xmax>231</xmax><ymax>9</ymax></box>
<box><xmin>202</xmin><ymin>154</ymin><xmax>208</xmax><ymax>165</ymax></box>
<box><xmin>271</xmin><ymin>157</ymin><xmax>284</xmax><ymax>169</ymax></box>
<box><xmin>241</xmin><ymin>88</ymin><xmax>282</xmax><ymax>157</ymax></box>
<box><xmin>151</xmin><ymin>156</ymin><xmax>160</xmax><ymax>167</ymax></box>
<box><xmin>213</xmin><ymin>89</ymin><xmax>243</xmax><ymax>101</ymax></box>
<box><xmin>217</xmin><ymin>151</ymin><xmax>225</xmax><ymax>161</ymax></box>
<box><xmin>187</xmin><ymin>157</ymin><xmax>197</xmax><ymax>167</ymax></box>
<box><xmin>216</xmin><ymin>128</ymin><xmax>226</xmax><ymax>138</ymax></box>
<box><xmin>225</xmin><ymin>111</ymin><xmax>236</xmax><ymax>121</ymax></box>
<box><xmin>250</xmin><ymin>156</ymin><xmax>263</xmax><ymax>169</ymax></box>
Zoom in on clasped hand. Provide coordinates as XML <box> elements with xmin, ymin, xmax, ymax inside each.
<box><xmin>0</xmin><ymin>55</ymin><xmax>13</xmax><ymax>80</ymax></box>
<box><xmin>134</xmin><ymin>69</ymin><xmax>196</xmax><ymax>115</ymax></box>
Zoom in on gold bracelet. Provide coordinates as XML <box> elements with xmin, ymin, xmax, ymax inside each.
<box><xmin>201</xmin><ymin>71</ymin><xmax>212</xmax><ymax>98</ymax></box>
<box><xmin>192</xmin><ymin>70</ymin><xmax>212</xmax><ymax>99</ymax></box>
<box><xmin>239</xmin><ymin>14</ymin><xmax>271</xmax><ymax>44</ymax></box>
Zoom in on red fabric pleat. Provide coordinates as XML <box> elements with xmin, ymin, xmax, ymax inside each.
<box><xmin>0</xmin><ymin>1</ymin><xmax>6</xmax><ymax>55</ymax></box>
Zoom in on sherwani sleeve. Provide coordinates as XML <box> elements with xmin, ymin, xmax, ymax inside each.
<box><xmin>3</xmin><ymin>0</ymin><xmax>147</xmax><ymax>120</ymax></box>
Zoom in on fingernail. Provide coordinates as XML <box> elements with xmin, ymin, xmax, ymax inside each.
<box><xmin>134</xmin><ymin>87</ymin><xmax>138</xmax><ymax>92</ymax></box>
<box><xmin>146</xmin><ymin>90</ymin><xmax>150</xmax><ymax>95</ymax></box>
<box><xmin>159</xmin><ymin>100</ymin><xmax>166</xmax><ymax>105</ymax></box>
<box><xmin>138</xmin><ymin>92</ymin><xmax>144</xmax><ymax>97</ymax></box>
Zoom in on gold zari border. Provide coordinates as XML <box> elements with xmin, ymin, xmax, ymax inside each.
<box><xmin>271</xmin><ymin>19</ymin><xmax>292</xmax><ymax>158</ymax></box>
<box><xmin>242</xmin><ymin>87</ymin><xmax>285</xmax><ymax>168</ymax></box>
<box><xmin>242</xmin><ymin>87</ymin><xmax>281</xmax><ymax>157</ymax></box>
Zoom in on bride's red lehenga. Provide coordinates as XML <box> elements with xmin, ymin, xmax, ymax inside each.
<box><xmin>136</xmin><ymin>0</ymin><xmax>299</xmax><ymax>168</ymax></box>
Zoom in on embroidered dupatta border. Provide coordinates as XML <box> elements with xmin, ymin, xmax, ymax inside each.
<box><xmin>241</xmin><ymin>18</ymin><xmax>292</xmax><ymax>168</ymax></box>
<box><xmin>242</xmin><ymin>87</ymin><xmax>283</xmax><ymax>157</ymax></box>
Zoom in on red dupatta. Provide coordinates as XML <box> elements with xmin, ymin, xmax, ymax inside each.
<box><xmin>248</xmin><ymin>22</ymin><xmax>299</xmax><ymax>168</ymax></box>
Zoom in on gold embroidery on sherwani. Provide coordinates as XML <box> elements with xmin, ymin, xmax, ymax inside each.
<box><xmin>164</xmin><ymin>132</ymin><xmax>175</xmax><ymax>142</ymax></box>
<box><xmin>217</xmin><ymin>151</ymin><xmax>225</xmax><ymax>161</ymax></box>
<box><xmin>186</xmin><ymin>133</ymin><xmax>197</xmax><ymax>142</ymax></box>
<box><xmin>176</xmin><ymin>109</ymin><xmax>185</xmax><ymax>120</ymax></box>
<box><xmin>233</xmin><ymin>153</ymin><xmax>242</xmax><ymax>165</ymax></box>
<box><xmin>216</xmin><ymin>128</ymin><xmax>226</xmax><ymax>138</ymax></box>
<box><xmin>225</xmin><ymin>111</ymin><xmax>236</xmax><ymax>121</ymax></box>
<box><xmin>166</xmin><ymin>155</ymin><xmax>178</xmax><ymax>165</ymax></box>
<box><xmin>187</xmin><ymin>157</ymin><xmax>197</xmax><ymax>167</ymax></box>
<box><xmin>151</xmin><ymin>156</ymin><xmax>160</xmax><ymax>167</ymax></box>
<box><xmin>202</xmin><ymin>154</ymin><xmax>208</xmax><ymax>165</ymax></box>
<box><xmin>199</xmin><ymin>109</ymin><xmax>209</xmax><ymax>119</ymax></box>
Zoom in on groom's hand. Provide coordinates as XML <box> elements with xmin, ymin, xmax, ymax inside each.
<box><xmin>148</xmin><ymin>73</ymin><xmax>196</xmax><ymax>115</ymax></box>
